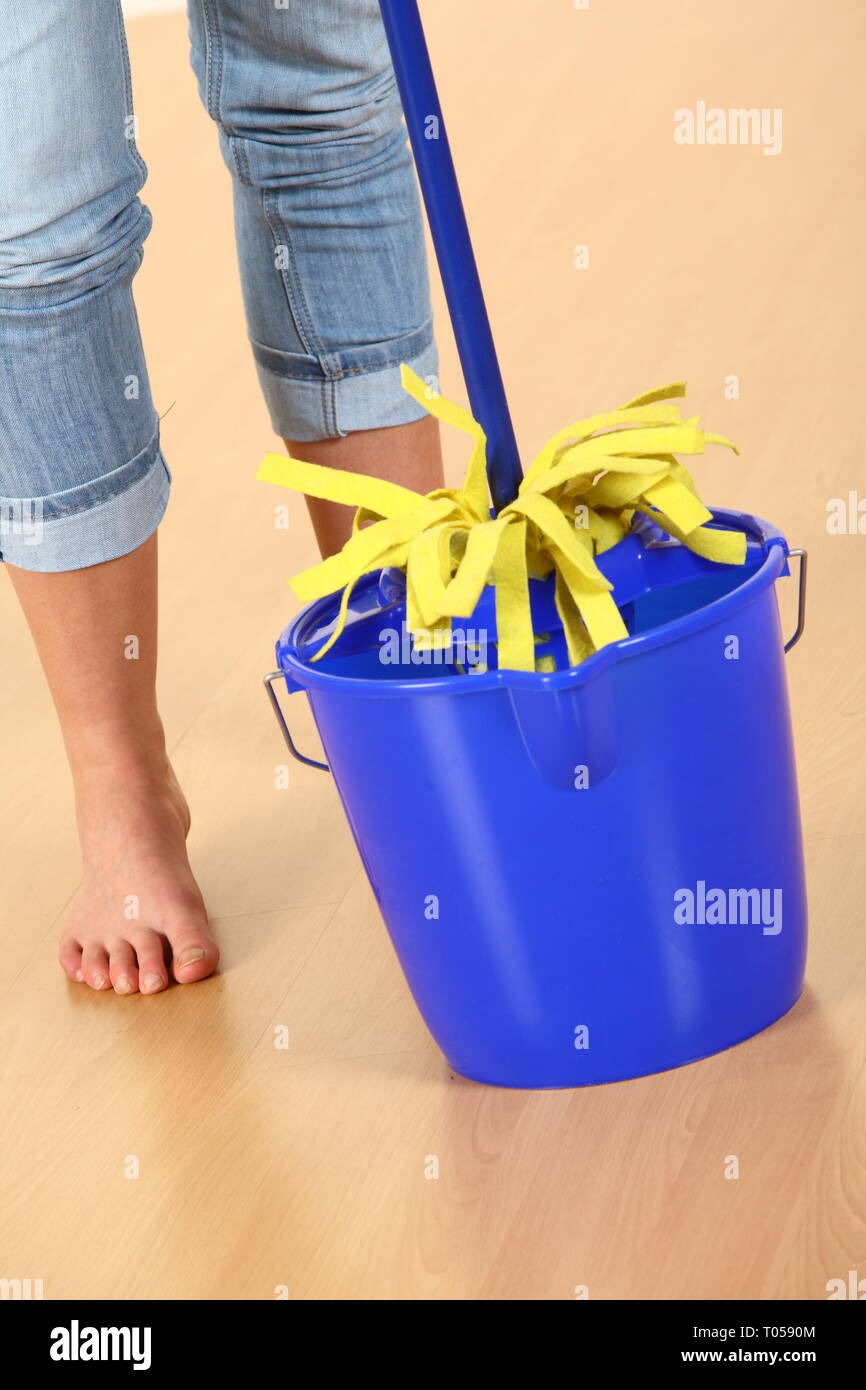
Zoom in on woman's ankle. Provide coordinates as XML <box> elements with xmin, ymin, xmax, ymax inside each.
<box><xmin>65</xmin><ymin>719</ymin><xmax>171</xmax><ymax>786</ymax></box>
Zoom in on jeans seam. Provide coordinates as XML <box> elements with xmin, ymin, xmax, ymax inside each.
<box><xmin>198</xmin><ymin>2</ymin><xmax>247</xmax><ymax>186</ymax></box>
<box><xmin>260</xmin><ymin>195</ymin><xmax>339</xmax><ymax>434</ymax></box>
<box><xmin>325</xmin><ymin>379</ymin><xmax>338</xmax><ymax>438</ymax></box>
<box><xmin>232</xmin><ymin>135</ymin><xmax>254</xmax><ymax>189</ymax></box>
<box><xmin>114</xmin><ymin>0</ymin><xmax>148</xmax><ymax>184</ymax></box>
<box><xmin>260</xmin><ymin>190</ymin><xmax>331</xmax><ymax>372</ymax></box>
<box><xmin>199</xmin><ymin>0</ymin><xmax>224</xmax><ymax>124</ymax></box>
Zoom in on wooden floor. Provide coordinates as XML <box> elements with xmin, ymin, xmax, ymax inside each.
<box><xmin>1</xmin><ymin>1</ymin><xmax>864</xmax><ymax>1300</ymax></box>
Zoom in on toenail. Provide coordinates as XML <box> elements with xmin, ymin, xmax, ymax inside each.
<box><xmin>93</xmin><ymin>974</ymin><xmax>107</xmax><ymax>990</ymax></box>
<box><xmin>116</xmin><ymin>976</ymin><xmax>134</xmax><ymax>994</ymax></box>
<box><xmin>176</xmin><ymin>948</ymin><xmax>205</xmax><ymax>970</ymax></box>
<box><xmin>74</xmin><ymin>970</ymin><xmax>83</xmax><ymax>983</ymax></box>
<box><xmin>143</xmin><ymin>973</ymin><xmax>164</xmax><ymax>992</ymax></box>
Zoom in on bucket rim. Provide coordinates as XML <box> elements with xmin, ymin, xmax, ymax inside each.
<box><xmin>276</xmin><ymin>508</ymin><xmax>789</xmax><ymax>696</ymax></box>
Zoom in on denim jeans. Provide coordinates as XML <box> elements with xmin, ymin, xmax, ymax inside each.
<box><xmin>0</xmin><ymin>0</ymin><xmax>437</xmax><ymax>571</ymax></box>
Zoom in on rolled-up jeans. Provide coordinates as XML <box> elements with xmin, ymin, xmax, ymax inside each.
<box><xmin>0</xmin><ymin>0</ymin><xmax>437</xmax><ymax>571</ymax></box>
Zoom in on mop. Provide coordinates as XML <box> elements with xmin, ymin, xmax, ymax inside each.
<box><xmin>256</xmin><ymin>2</ymin><xmax>746</xmax><ymax>676</ymax></box>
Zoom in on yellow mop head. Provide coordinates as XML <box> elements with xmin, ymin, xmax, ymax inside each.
<box><xmin>257</xmin><ymin>367</ymin><xmax>746</xmax><ymax>673</ymax></box>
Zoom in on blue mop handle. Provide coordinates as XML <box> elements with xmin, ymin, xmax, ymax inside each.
<box><xmin>378</xmin><ymin>0</ymin><xmax>522</xmax><ymax>512</ymax></box>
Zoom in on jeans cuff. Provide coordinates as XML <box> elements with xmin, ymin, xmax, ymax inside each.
<box><xmin>0</xmin><ymin>450</ymin><xmax>171</xmax><ymax>572</ymax></box>
<box><xmin>255</xmin><ymin>335</ymin><xmax>440</xmax><ymax>442</ymax></box>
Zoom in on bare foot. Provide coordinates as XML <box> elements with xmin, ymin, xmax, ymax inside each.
<box><xmin>59</xmin><ymin>759</ymin><xmax>219</xmax><ymax>995</ymax></box>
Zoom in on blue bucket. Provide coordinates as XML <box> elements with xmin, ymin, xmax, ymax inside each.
<box><xmin>265</xmin><ymin>509</ymin><xmax>808</xmax><ymax>1088</ymax></box>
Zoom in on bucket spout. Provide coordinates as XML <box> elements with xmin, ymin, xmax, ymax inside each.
<box><xmin>507</xmin><ymin>670</ymin><xmax>621</xmax><ymax>790</ymax></box>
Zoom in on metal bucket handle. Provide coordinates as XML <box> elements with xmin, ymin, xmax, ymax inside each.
<box><xmin>263</xmin><ymin>672</ymin><xmax>329</xmax><ymax>772</ymax></box>
<box><xmin>783</xmin><ymin>548</ymin><xmax>808</xmax><ymax>653</ymax></box>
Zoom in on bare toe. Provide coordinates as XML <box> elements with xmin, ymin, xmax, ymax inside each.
<box><xmin>81</xmin><ymin>942</ymin><xmax>111</xmax><ymax>991</ymax></box>
<box><xmin>59</xmin><ymin>938</ymin><xmax>84</xmax><ymax>984</ymax></box>
<box><xmin>132</xmin><ymin>931</ymin><xmax>169</xmax><ymax>995</ymax></box>
<box><xmin>169</xmin><ymin>924</ymin><xmax>219</xmax><ymax>984</ymax></box>
<box><xmin>108</xmin><ymin>942</ymin><xmax>140</xmax><ymax>995</ymax></box>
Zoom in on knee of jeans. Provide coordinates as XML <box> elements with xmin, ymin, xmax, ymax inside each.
<box><xmin>189</xmin><ymin>2</ymin><xmax>407</xmax><ymax>187</ymax></box>
<box><xmin>0</xmin><ymin>191</ymin><xmax>152</xmax><ymax>299</ymax></box>
<box><xmin>226</xmin><ymin>82</ymin><xmax>408</xmax><ymax>192</ymax></box>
